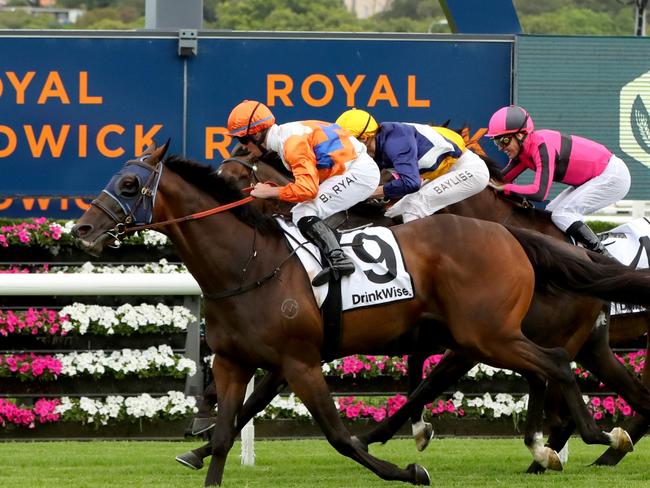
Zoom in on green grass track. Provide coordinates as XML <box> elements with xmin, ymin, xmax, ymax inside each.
<box><xmin>0</xmin><ymin>437</ymin><xmax>649</xmax><ymax>487</ymax></box>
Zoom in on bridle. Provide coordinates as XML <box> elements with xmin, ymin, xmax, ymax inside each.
<box><xmin>215</xmin><ymin>157</ymin><xmax>261</xmax><ymax>186</ymax></box>
<box><xmin>92</xmin><ymin>157</ymin><xmax>253</xmax><ymax>248</ymax></box>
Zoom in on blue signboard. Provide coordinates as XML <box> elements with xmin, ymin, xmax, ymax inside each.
<box><xmin>0</xmin><ymin>35</ymin><xmax>184</xmax><ymax>217</ymax></box>
<box><xmin>187</xmin><ymin>36</ymin><xmax>512</xmax><ymax>165</ymax></box>
<box><xmin>0</xmin><ymin>33</ymin><xmax>512</xmax><ymax>218</ymax></box>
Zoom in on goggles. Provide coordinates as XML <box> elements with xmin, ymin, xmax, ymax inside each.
<box><xmin>237</xmin><ymin>135</ymin><xmax>253</xmax><ymax>145</ymax></box>
<box><xmin>493</xmin><ymin>135</ymin><xmax>513</xmax><ymax>149</ymax></box>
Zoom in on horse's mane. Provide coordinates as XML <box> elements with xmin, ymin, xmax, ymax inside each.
<box><xmin>164</xmin><ymin>154</ymin><xmax>281</xmax><ymax>234</ymax></box>
<box><xmin>478</xmin><ymin>154</ymin><xmax>554</xmax><ymax>226</ymax></box>
<box><xmin>480</xmin><ymin>153</ymin><xmax>507</xmax><ymax>180</ymax></box>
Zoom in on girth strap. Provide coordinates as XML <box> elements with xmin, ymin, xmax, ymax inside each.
<box><xmin>320</xmin><ymin>277</ymin><xmax>343</xmax><ymax>361</ymax></box>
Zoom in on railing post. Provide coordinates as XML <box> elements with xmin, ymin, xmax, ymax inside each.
<box><xmin>632</xmin><ymin>200</ymin><xmax>646</xmax><ymax>219</ymax></box>
<box><xmin>184</xmin><ymin>295</ymin><xmax>203</xmax><ymax>396</ymax></box>
<box><xmin>240</xmin><ymin>377</ymin><xmax>256</xmax><ymax>466</ymax></box>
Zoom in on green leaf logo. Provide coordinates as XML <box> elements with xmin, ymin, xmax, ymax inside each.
<box><xmin>631</xmin><ymin>95</ymin><xmax>650</xmax><ymax>155</ymax></box>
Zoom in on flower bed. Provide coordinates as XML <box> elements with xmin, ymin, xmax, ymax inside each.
<box><xmin>0</xmin><ymin>304</ymin><xmax>194</xmax><ymax>337</ymax></box>
<box><xmin>240</xmin><ymin>352</ymin><xmax>648</xmax><ymax>426</ymax></box>
<box><xmin>1</xmin><ymin>301</ymin><xmax>199</xmax><ymax>434</ymax></box>
<box><xmin>0</xmin><ymin>218</ymin><xmax>179</xmax><ymax>266</ymax></box>
<box><xmin>0</xmin><ymin>391</ymin><xmax>196</xmax><ymax>430</ymax></box>
<box><xmin>323</xmin><ymin>352</ymin><xmax>645</xmax><ymax>390</ymax></box>
<box><xmin>0</xmin><ymin>218</ymin><xmax>170</xmax><ymax>250</ymax></box>
<box><xmin>254</xmin><ymin>390</ymin><xmax>636</xmax><ymax>427</ymax></box>
<box><xmin>0</xmin><ymin>346</ymin><xmax>196</xmax><ymax>382</ymax></box>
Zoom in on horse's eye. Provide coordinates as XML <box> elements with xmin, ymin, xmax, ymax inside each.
<box><xmin>115</xmin><ymin>174</ymin><xmax>141</xmax><ymax>198</ymax></box>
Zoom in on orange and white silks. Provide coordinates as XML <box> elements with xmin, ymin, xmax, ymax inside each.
<box><xmin>264</xmin><ymin>121</ymin><xmax>363</xmax><ymax>203</ymax></box>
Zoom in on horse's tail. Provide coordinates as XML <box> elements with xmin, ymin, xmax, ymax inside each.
<box><xmin>507</xmin><ymin>226</ymin><xmax>650</xmax><ymax>306</ymax></box>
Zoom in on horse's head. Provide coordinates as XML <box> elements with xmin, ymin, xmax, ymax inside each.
<box><xmin>72</xmin><ymin>140</ymin><xmax>170</xmax><ymax>256</ymax></box>
<box><xmin>216</xmin><ymin>146</ymin><xmax>293</xmax><ymax>216</ymax></box>
<box><xmin>217</xmin><ymin>144</ymin><xmax>292</xmax><ymax>187</ymax></box>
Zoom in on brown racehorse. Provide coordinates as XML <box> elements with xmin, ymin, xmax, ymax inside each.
<box><xmin>213</xmin><ymin>152</ymin><xmax>650</xmax><ymax>472</ymax></box>
<box><xmin>437</xmin><ymin>159</ymin><xmax>650</xmax><ymax>469</ymax></box>
<box><xmin>72</xmin><ymin>143</ymin><xmax>650</xmax><ymax>486</ymax></box>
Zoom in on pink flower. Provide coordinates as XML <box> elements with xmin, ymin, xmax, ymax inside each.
<box><xmin>371</xmin><ymin>408</ymin><xmax>387</xmax><ymax>422</ymax></box>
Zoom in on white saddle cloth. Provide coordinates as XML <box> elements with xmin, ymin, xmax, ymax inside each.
<box><xmin>277</xmin><ymin>219</ymin><xmax>415</xmax><ymax>311</ymax></box>
<box><xmin>600</xmin><ymin>218</ymin><xmax>650</xmax><ymax>315</ymax></box>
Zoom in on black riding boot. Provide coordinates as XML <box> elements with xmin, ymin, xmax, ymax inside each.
<box><xmin>298</xmin><ymin>216</ymin><xmax>355</xmax><ymax>286</ymax></box>
<box><xmin>566</xmin><ymin>221</ymin><xmax>612</xmax><ymax>257</ymax></box>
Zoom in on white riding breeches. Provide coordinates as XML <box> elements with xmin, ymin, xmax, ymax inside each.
<box><xmin>547</xmin><ymin>155</ymin><xmax>631</xmax><ymax>231</ymax></box>
<box><xmin>384</xmin><ymin>150</ymin><xmax>490</xmax><ymax>223</ymax></box>
<box><xmin>290</xmin><ymin>152</ymin><xmax>380</xmax><ymax>224</ymax></box>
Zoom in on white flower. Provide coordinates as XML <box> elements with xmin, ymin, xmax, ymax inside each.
<box><xmin>60</xmin><ymin>221</ymin><xmax>76</xmax><ymax>235</ymax></box>
<box><xmin>57</xmin><ymin>303</ymin><xmax>194</xmax><ymax>335</ymax></box>
<box><xmin>141</xmin><ymin>230</ymin><xmax>169</xmax><ymax>247</ymax></box>
<box><xmin>55</xmin><ymin>346</ymin><xmax>196</xmax><ymax>377</ymax></box>
<box><xmin>57</xmin><ymin>392</ymin><xmax>196</xmax><ymax>424</ymax></box>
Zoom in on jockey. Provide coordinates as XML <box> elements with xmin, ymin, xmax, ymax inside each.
<box><xmin>486</xmin><ymin>105</ymin><xmax>631</xmax><ymax>255</ymax></box>
<box><xmin>226</xmin><ymin>100</ymin><xmax>380</xmax><ymax>286</ymax></box>
<box><xmin>335</xmin><ymin>108</ymin><xmax>490</xmax><ymax>223</ymax></box>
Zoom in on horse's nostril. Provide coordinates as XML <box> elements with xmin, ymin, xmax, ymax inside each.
<box><xmin>72</xmin><ymin>223</ymin><xmax>93</xmax><ymax>239</ymax></box>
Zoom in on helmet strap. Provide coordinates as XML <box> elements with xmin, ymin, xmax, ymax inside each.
<box><xmin>513</xmin><ymin>132</ymin><xmax>527</xmax><ymax>157</ymax></box>
<box><xmin>251</xmin><ymin>129</ymin><xmax>269</xmax><ymax>158</ymax></box>
<box><xmin>244</xmin><ymin>102</ymin><xmax>262</xmax><ymax>138</ymax></box>
<box><xmin>359</xmin><ymin>113</ymin><xmax>373</xmax><ymax>138</ymax></box>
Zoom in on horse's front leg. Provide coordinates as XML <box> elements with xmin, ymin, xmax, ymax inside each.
<box><xmin>204</xmin><ymin>355</ymin><xmax>254</xmax><ymax>487</ymax></box>
<box><xmin>406</xmin><ymin>352</ymin><xmax>434</xmax><ymax>451</ymax></box>
<box><xmin>284</xmin><ymin>358</ymin><xmax>430</xmax><ymax>485</ymax></box>
<box><xmin>357</xmin><ymin>350</ymin><xmax>476</xmax><ymax>451</ymax></box>
<box><xmin>176</xmin><ymin>371</ymin><xmax>289</xmax><ymax>471</ymax></box>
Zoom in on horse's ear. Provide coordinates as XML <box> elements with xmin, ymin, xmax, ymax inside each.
<box><xmin>140</xmin><ymin>142</ymin><xmax>158</xmax><ymax>158</ymax></box>
<box><xmin>160</xmin><ymin>138</ymin><xmax>171</xmax><ymax>160</ymax></box>
<box><xmin>148</xmin><ymin>139</ymin><xmax>171</xmax><ymax>164</ymax></box>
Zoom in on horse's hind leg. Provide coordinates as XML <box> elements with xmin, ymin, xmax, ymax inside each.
<box><xmin>522</xmin><ymin>374</ymin><xmax>563</xmax><ymax>472</ymax></box>
<box><xmin>477</xmin><ymin>335</ymin><xmax>615</xmax><ymax>450</ymax></box>
<box><xmin>593</xmin><ymin>329</ymin><xmax>650</xmax><ymax>466</ymax></box>
<box><xmin>573</xmin><ymin>324</ymin><xmax>650</xmax><ymax>464</ymax></box>
<box><xmin>356</xmin><ymin>350</ymin><xmax>476</xmax><ymax>450</ymax></box>
<box><xmin>204</xmin><ymin>356</ymin><xmax>254</xmax><ymax>487</ymax></box>
<box><xmin>526</xmin><ymin>383</ymin><xmax>575</xmax><ymax>474</ymax></box>
<box><xmin>284</xmin><ymin>359</ymin><xmax>430</xmax><ymax>485</ymax></box>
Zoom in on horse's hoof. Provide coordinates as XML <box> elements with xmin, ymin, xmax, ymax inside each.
<box><xmin>591</xmin><ymin>448</ymin><xmax>625</xmax><ymax>467</ymax></box>
<box><xmin>175</xmin><ymin>451</ymin><xmax>204</xmax><ymax>470</ymax></box>
<box><xmin>544</xmin><ymin>448</ymin><xmax>563</xmax><ymax>471</ymax></box>
<box><xmin>407</xmin><ymin>463</ymin><xmax>430</xmax><ymax>485</ymax></box>
<box><xmin>609</xmin><ymin>427</ymin><xmax>634</xmax><ymax>453</ymax></box>
<box><xmin>191</xmin><ymin>416</ymin><xmax>218</xmax><ymax>435</ymax></box>
<box><xmin>414</xmin><ymin>423</ymin><xmax>434</xmax><ymax>452</ymax></box>
<box><xmin>526</xmin><ymin>461</ymin><xmax>546</xmax><ymax>474</ymax></box>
